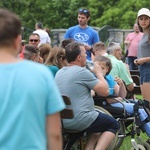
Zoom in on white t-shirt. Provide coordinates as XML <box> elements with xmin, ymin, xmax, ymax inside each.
<box><xmin>33</xmin><ymin>29</ymin><xmax>51</xmax><ymax>46</ymax></box>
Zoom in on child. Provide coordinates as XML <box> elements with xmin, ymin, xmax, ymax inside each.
<box><xmin>93</xmin><ymin>55</ymin><xmax>150</xmax><ymax>137</ymax></box>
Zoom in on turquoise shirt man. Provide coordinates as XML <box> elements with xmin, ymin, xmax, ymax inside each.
<box><xmin>0</xmin><ymin>61</ymin><xmax>65</xmax><ymax>150</ymax></box>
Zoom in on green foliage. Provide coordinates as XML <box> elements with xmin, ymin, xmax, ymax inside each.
<box><xmin>0</xmin><ymin>0</ymin><xmax>150</xmax><ymax>30</ymax></box>
<box><xmin>120</xmin><ymin>131</ymin><xmax>148</xmax><ymax>149</ymax></box>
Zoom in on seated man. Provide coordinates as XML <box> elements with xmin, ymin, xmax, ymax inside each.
<box><xmin>29</xmin><ymin>33</ymin><xmax>40</xmax><ymax>47</ymax></box>
<box><xmin>107</xmin><ymin>42</ymin><xmax>134</xmax><ymax>92</ymax></box>
<box><xmin>92</xmin><ymin>41</ymin><xmax>108</xmax><ymax>57</ymax></box>
<box><xmin>55</xmin><ymin>42</ymin><xmax>119</xmax><ymax>150</ymax></box>
<box><xmin>23</xmin><ymin>44</ymin><xmax>43</xmax><ymax>63</ymax></box>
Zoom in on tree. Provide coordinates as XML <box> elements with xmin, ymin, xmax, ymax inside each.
<box><xmin>88</xmin><ymin>0</ymin><xmax>150</xmax><ymax>29</ymax></box>
<box><xmin>0</xmin><ymin>0</ymin><xmax>149</xmax><ymax>30</ymax></box>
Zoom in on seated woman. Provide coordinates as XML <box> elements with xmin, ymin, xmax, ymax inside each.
<box><xmin>93</xmin><ymin>55</ymin><xmax>150</xmax><ymax>137</ymax></box>
<box><xmin>39</xmin><ymin>43</ymin><xmax>52</xmax><ymax>63</ymax></box>
<box><xmin>45</xmin><ymin>46</ymin><xmax>67</xmax><ymax>77</ymax></box>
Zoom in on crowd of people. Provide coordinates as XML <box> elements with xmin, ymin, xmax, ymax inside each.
<box><xmin>0</xmin><ymin>6</ymin><xmax>150</xmax><ymax>150</ymax></box>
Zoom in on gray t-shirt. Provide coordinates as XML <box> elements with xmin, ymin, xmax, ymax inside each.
<box><xmin>138</xmin><ymin>34</ymin><xmax>150</xmax><ymax>59</ymax></box>
<box><xmin>55</xmin><ymin>66</ymin><xmax>99</xmax><ymax>131</ymax></box>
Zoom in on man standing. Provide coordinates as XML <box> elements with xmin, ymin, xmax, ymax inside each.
<box><xmin>64</xmin><ymin>8</ymin><xmax>100</xmax><ymax>61</ymax></box>
<box><xmin>33</xmin><ymin>22</ymin><xmax>51</xmax><ymax>46</ymax></box>
<box><xmin>124</xmin><ymin>23</ymin><xmax>143</xmax><ymax>70</ymax></box>
<box><xmin>0</xmin><ymin>9</ymin><xmax>65</xmax><ymax>150</ymax></box>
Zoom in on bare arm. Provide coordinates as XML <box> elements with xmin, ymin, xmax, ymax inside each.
<box><xmin>134</xmin><ymin>57</ymin><xmax>150</xmax><ymax>65</ymax></box>
<box><xmin>114</xmin><ymin>77</ymin><xmax>127</xmax><ymax>98</ymax></box>
<box><xmin>84</xmin><ymin>44</ymin><xmax>92</xmax><ymax>51</ymax></box>
<box><xmin>124</xmin><ymin>63</ymin><xmax>134</xmax><ymax>92</ymax></box>
<box><xmin>46</xmin><ymin>113</ymin><xmax>62</xmax><ymax>150</ymax></box>
<box><xmin>91</xmin><ymin>62</ymin><xmax>109</xmax><ymax>96</ymax></box>
<box><xmin>126</xmin><ymin>83</ymin><xmax>134</xmax><ymax>92</ymax></box>
<box><xmin>93</xmin><ymin>73</ymin><xmax>109</xmax><ymax>96</ymax></box>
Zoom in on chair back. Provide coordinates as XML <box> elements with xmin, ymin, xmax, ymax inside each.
<box><xmin>61</xmin><ymin>95</ymin><xmax>74</xmax><ymax>119</ymax></box>
<box><xmin>130</xmin><ymin>70</ymin><xmax>140</xmax><ymax>76</ymax></box>
<box><xmin>132</xmin><ymin>75</ymin><xmax>140</xmax><ymax>86</ymax></box>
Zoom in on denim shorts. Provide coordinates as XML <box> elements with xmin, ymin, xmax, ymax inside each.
<box><xmin>85</xmin><ymin>112</ymin><xmax>119</xmax><ymax>134</ymax></box>
<box><xmin>140</xmin><ymin>63</ymin><xmax>150</xmax><ymax>84</ymax></box>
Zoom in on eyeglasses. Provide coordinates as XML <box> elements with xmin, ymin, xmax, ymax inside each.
<box><xmin>29</xmin><ymin>39</ymin><xmax>39</xmax><ymax>42</ymax></box>
<box><xmin>78</xmin><ymin>8</ymin><xmax>90</xmax><ymax>17</ymax></box>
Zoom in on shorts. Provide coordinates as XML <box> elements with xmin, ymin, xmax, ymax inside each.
<box><xmin>85</xmin><ymin>112</ymin><xmax>119</xmax><ymax>134</ymax></box>
<box><xmin>140</xmin><ymin>63</ymin><xmax>150</xmax><ymax>84</ymax></box>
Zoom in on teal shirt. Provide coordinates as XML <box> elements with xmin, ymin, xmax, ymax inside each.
<box><xmin>0</xmin><ymin>60</ymin><xmax>65</xmax><ymax>150</ymax></box>
<box><xmin>47</xmin><ymin>65</ymin><xmax>59</xmax><ymax>77</ymax></box>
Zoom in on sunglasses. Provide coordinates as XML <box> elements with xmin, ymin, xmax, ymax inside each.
<box><xmin>58</xmin><ymin>55</ymin><xmax>66</xmax><ymax>60</ymax></box>
<box><xmin>29</xmin><ymin>39</ymin><xmax>39</xmax><ymax>42</ymax></box>
<box><xmin>78</xmin><ymin>8</ymin><xmax>90</xmax><ymax>17</ymax></box>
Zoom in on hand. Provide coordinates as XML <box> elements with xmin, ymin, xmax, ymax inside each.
<box><xmin>125</xmin><ymin>41</ymin><xmax>131</xmax><ymax>45</ymax></box>
<box><xmin>114</xmin><ymin>76</ymin><xmax>123</xmax><ymax>85</ymax></box>
<box><xmin>90</xmin><ymin>62</ymin><xmax>103</xmax><ymax>76</ymax></box>
<box><xmin>134</xmin><ymin>59</ymin><xmax>139</xmax><ymax>65</ymax></box>
<box><xmin>115</xmin><ymin>97</ymin><xmax>123</xmax><ymax>101</ymax></box>
<box><xmin>84</xmin><ymin>44</ymin><xmax>92</xmax><ymax>51</ymax></box>
<box><xmin>38</xmin><ymin>56</ymin><xmax>43</xmax><ymax>64</ymax></box>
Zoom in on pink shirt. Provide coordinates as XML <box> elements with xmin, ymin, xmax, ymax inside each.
<box><xmin>125</xmin><ymin>32</ymin><xmax>143</xmax><ymax>57</ymax></box>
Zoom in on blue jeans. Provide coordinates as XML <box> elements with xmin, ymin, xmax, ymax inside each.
<box><xmin>111</xmin><ymin>102</ymin><xmax>150</xmax><ymax>137</ymax></box>
<box><xmin>127</xmin><ymin>56</ymin><xmax>138</xmax><ymax>70</ymax></box>
<box><xmin>139</xmin><ymin>63</ymin><xmax>150</xmax><ymax>84</ymax></box>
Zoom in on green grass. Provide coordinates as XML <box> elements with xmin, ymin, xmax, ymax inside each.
<box><xmin>119</xmin><ymin>94</ymin><xmax>149</xmax><ymax>149</ymax></box>
<box><xmin>119</xmin><ymin>132</ymin><xmax>148</xmax><ymax>149</ymax></box>
<box><xmin>114</xmin><ymin>94</ymin><xmax>149</xmax><ymax>149</ymax></box>
<box><xmin>136</xmin><ymin>95</ymin><xmax>143</xmax><ymax>100</ymax></box>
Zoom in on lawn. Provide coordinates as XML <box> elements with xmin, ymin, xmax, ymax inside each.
<box><xmin>118</xmin><ymin>95</ymin><xmax>149</xmax><ymax>149</ymax></box>
<box><xmin>119</xmin><ymin>132</ymin><xmax>149</xmax><ymax>149</ymax></box>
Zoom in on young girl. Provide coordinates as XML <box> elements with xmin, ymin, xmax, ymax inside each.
<box><xmin>94</xmin><ymin>55</ymin><xmax>150</xmax><ymax>137</ymax></box>
<box><xmin>134</xmin><ymin>8</ymin><xmax>150</xmax><ymax>102</ymax></box>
